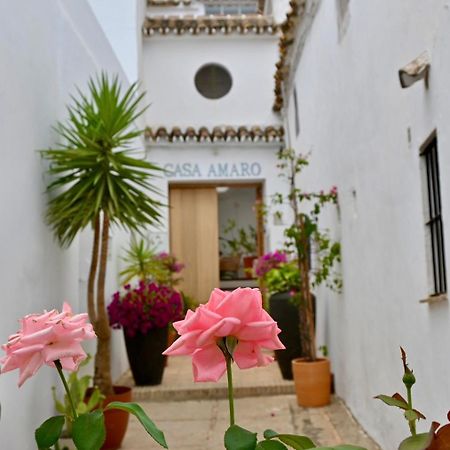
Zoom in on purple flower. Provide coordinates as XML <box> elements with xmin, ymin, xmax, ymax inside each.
<box><xmin>255</xmin><ymin>251</ymin><xmax>288</xmax><ymax>278</ymax></box>
<box><xmin>108</xmin><ymin>281</ymin><xmax>184</xmax><ymax>337</ymax></box>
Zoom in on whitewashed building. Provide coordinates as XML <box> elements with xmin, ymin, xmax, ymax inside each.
<box><xmin>279</xmin><ymin>1</ymin><xmax>450</xmax><ymax>448</ymax></box>
<box><xmin>140</xmin><ymin>0</ymin><xmax>290</xmax><ymax>302</ymax></box>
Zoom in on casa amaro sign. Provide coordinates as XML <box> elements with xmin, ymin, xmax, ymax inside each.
<box><xmin>163</xmin><ymin>161</ymin><xmax>262</xmax><ymax>178</ymax></box>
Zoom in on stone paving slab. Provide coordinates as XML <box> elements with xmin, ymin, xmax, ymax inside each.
<box><xmin>118</xmin><ymin>356</ymin><xmax>381</xmax><ymax>449</ymax></box>
<box><xmin>121</xmin><ymin>396</ymin><xmax>381</xmax><ymax>450</ymax></box>
<box><xmin>117</xmin><ymin>355</ymin><xmax>295</xmax><ymax>401</ymax></box>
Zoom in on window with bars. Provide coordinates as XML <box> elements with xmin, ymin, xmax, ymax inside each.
<box><xmin>421</xmin><ymin>134</ymin><xmax>447</xmax><ymax>295</ymax></box>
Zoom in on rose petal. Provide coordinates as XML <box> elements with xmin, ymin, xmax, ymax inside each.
<box><xmin>192</xmin><ymin>345</ymin><xmax>226</xmax><ymax>382</ymax></box>
<box><xmin>196</xmin><ymin>317</ymin><xmax>241</xmax><ymax>347</ymax></box>
<box><xmin>18</xmin><ymin>352</ymin><xmax>44</xmax><ymax>387</ymax></box>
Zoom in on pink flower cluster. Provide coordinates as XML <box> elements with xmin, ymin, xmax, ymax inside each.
<box><xmin>156</xmin><ymin>252</ymin><xmax>185</xmax><ymax>274</ymax></box>
<box><xmin>1</xmin><ymin>303</ymin><xmax>95</xmax><ymax>386</ymax></box>
<box><xmin>255</xmin><ymin>250</ymin><xmax>288</xmax><ymax>278</ymax></box>
<box><xmin>164</xmin><ymin>288</ymin><xmax>285</xmax><ymax>382</ymax></box>
<box><xmin>108</xmin><ymin>281</ymin><xmax>184</xmax><ymax>337</ymax></box>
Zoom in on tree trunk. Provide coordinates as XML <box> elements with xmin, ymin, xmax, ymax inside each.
<box><xmin>297</xmin><ymin>215</ymin><xmax>317</xmax><ymax>361</ymax></box>
<box><xmin>87</xmin><ymin>215</ymin><xmax>100</xmax><ymax>324</ymax></box>
<box><xmin>94</xmin><ymin>211</ymin><xmax>113</xmax><ymax>395</ymax></box>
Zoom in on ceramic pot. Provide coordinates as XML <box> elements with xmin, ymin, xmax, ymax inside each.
<box><xmin>219</xmin><ymin>255</ymin><xmax>241</xmax><ymax>278</ymax></box>
<box><xmin>292</xmin><ymin>358</ymin><xmax>331</xmax><ymax>407</ymax></box>
<box><xmin>85</xmin><ymin>385</ymin><xmax>132</xmax><ymax>450</ymax></box>
<box><xmin>124</xmin><ymin>327</ymin><xmax>168</xmax><ymax>386</ymax></box>
<box><xmin>242</xmin><ymin>255</ymin><xmax>257</xmax><ymax>279</ymax></box>
<box><xmin>268</xmin><ymin>292</ymin><xmax>302</xmax><ymax>379</ymax></box>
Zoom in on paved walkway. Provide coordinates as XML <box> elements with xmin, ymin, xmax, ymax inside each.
<box><xmin>119</xmin><ymin>357</ymin><xmax>381</xmax><ymax>450</ymax></box>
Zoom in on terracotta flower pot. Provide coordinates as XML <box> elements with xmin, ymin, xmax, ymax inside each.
<box><xmin>102</xmin><ymin>385</ymin><xmax>132</xmax><ymax>450</ymax></box>
<box><xmin>242</xmin><ymin>255</ymin><xmax>257</xmax><ymax>279</ymax></box>
<box><xmin>86</xmin><ymin>385</ymin><xmax>132</xmax><ymax>450</ymax></box>
<box><xmin>291</xmin><ymin>358</ymin><xmax>331</xmax><ymax>407</ymax></box>
<box><xmin>219</xmin><ymin>255</ymin><xmax>241</xmax><ymax>276</ymax></box>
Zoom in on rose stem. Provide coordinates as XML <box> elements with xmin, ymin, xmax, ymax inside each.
<box><xmin>54</xmin><ymin>359</ymin><xmax>78</xmax><ymax>420</ymax></box>
<box><xmin>226</xmin><ymin>354</ymin><xmax>235</xmax><ymax>427</ymax></box>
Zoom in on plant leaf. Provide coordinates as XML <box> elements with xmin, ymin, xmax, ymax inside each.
<box><xmin>263</xmin><ymin>430</ymin><xmax>316</xmax><ymax>449</ymax></box>
<box><xmin>224</xmin><ymin>424</ymin><xmax>258</xmax><ymax>450</ymax></box>
<box><xmin>374</xmin><ymin>394</ymin><xmax>409</xmax><ymax>410</ymax></box>
<box><xmin>398</xmin><ymin>433</ymin><xmax>433</xmax><ymax>450</ymax></box>
<box><xmin>256</xmin><ymin>440</ymin><xmax>289</xmax><ymax>449</ymax></box>
<box><xmin>72</xmin><ymin>411</ymin><xmax>106</xmax><ymax>450</ymax></box>
<box><xmin>105</xmin><ymin>401</ymin><xmax>168</xmax><ymax>448</ymax></box>
<box><xmin>35</xmin><ymin>415</ymin><xmax>65</xmax><ymax>449</ymax></box>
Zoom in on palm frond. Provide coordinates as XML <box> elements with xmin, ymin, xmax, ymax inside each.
<box><xmin>43</xmin><ymin>73</ymin><xmax>163</xmax><ymax>247</ymax></box>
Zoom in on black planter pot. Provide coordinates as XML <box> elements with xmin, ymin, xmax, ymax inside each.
<box><xmin>269</xmin><ymin>292</ymin><xmax>302</xmax><ymax>380</ymax></box>
<box><xmin>124</xmin><ymin>327</ymin><xmax>168</xmax><ymax>386</ymax></box>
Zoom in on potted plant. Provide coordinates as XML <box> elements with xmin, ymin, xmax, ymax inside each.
<box><xmin>42</xmin><ymin>74</ymin><xmax>163</xmax><ymax>447</ymax></box>
<box><xmin>108</xmin><ymin>281</ymin><xmax>184</xmax><ymax>385</ymax></box>
<box><xmin>220</xmin><ymin>219</ymin><xmax>258</xmax><ymax>278</ymax></box>
<box><xmin>119</xmin><ymin>237</ymin><xmax>185</xmax><ymax>348</ymax></box>
<box><xmin>256</xmin><ymin>253</ymin><xmax>303</xmax><ymax>379</ymax></box>
<box><xmin>272</xmin><ymin>148</ymin><xmax>341</xmax><ymax>406</ymax></box>
<box><xmin>52</xmin><ymin>355</ymin><xmax>105</xmax><ymax>448</ymax></box>
<box><xmin>119</xmin><ymin>237</ymin><xmax>185</xmax><ymax>287</ymax></box>
<box><xmin>239</xmin><ymin>225</ymin><xmax>258</xmax><ymax>279</ymax></box>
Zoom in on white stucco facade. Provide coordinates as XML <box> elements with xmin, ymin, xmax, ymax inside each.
<box><xmin>141</xmin><ymin>15</ymin><xmax>288</xmax><ymax>261</ymax></box>
<box><xmin>0</xmin><ymin>1</ymin><xmax>131</xmax><ymax>447</ymax></box>
<box><xmin>142</xmin><ymin>35</ymin><xmax>280</xmax><ymax>127</ymax></box>
<box><xmin>283</xmin><ymin>1</ymin><xmax>450</xmax><ymax>447</ymax></box>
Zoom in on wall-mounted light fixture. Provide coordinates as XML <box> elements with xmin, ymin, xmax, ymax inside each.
<box><xmin>398</xmin><ymin>51</ymin><xmax>430</xmax><ymax>89</ymax></box>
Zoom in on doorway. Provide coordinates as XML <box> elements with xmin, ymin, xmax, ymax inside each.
<box><xmin>169</xmin><ymin>183</ymin><xmax>263</xmax><ymax>303</ymax></box>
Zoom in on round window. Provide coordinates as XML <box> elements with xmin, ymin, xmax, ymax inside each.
<box><xmin>194</xmin><ymin>64</ymin><xmax>232</xmax><ymax>99</ymax></box>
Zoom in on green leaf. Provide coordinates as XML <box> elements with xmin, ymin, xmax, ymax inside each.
<box><xmin>105</xmin><ymin>401</ymin><xmax>168</xmax><ymax>448</ymax></box>
<box><xmin>374</xmin><ymin>394</ymin><xmax>409</xmax><ymax>410</ymax></box>
<box><xmin>72</xmin><ymin>411</ymin><xmax>106</xmax><ymax>450</ymax></box>
<box><xmin>256</xmin><ymin>440</ymin><xmax>289</xmax><ymax>449</ymax></box>
<box><xmin>224</xmin><ymin>424</ymin><xmax>258</xmax><ymax>450</ymax></box>
<box><xmin>35</xmin><ymin>415</ymin><xmax>65</xmax><ymax>449</ymax></box>
<box><xmin>263</xmin><ymin>430</ymin><xmax>315</xmax><ymax>449</ymax></box>
<box><xmin>398</xmin><ymin>433</ymin><xmax>433</xmax><ymax>450</ymax></box>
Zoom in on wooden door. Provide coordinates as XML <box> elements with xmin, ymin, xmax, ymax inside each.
<box><xmin>169</xmin><ymin>186</ymin><xmax>219</xmax><ymax>303</ymax></box>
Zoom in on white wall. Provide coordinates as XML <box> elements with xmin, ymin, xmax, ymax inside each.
<box><xmin>87</xmin><ymin>0</ymin><xmax>143</xmax><ymax>83</ymax></box>
<box><xmin>285</xmin><ymin>0</ymin><xmax>450</xmax><ymax>447</ymax></box>
<box><xmin>142</xmin><ymin>35</ymin><xmax>280</xmax><ymax>127</ymax></box>
<box><xmin>270</xmin><ymin>0</ymin><xmax>292</xmax><ymax>23</ymax></box>
<box><xmin>0</xmin><ymin>1</ymin><xmax>130</xmax><ymax>447</ymax></box>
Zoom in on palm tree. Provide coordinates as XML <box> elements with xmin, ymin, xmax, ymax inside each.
<box><xmin>43</xmin><ymin>74</ymin><xmax>163</xmax><ymax>395</ymax></box>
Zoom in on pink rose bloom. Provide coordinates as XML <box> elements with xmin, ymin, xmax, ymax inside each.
<box><xmin>163</xmin><ymin>288</ymin><xmax>285</xmax><ymax>382</ymax></box>
<box><xmin>1</xmin><ymin>303</ymin><xmax>96</xmax><ymax>387</ymax></box>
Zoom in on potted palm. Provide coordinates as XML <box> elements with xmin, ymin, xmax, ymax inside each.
<box><xmin>273</xmin><ymin>148</ymin><xmax>341</xmax><ymax>407</ymax></box>
<box><xmin>42</xmin><ymin>74</ymin><xmax>163</xmax><ymax>448</ymax></box>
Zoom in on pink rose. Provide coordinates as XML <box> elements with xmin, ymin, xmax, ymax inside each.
<box><xmin>1</xmin><ymin>303</ymin><xmax>96</xmax><ymax>386</ymax></box>
<box><xmin>163</xmin><ymin>288</ymin><xmax>285</xmax><ymax>382</ymax></box>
